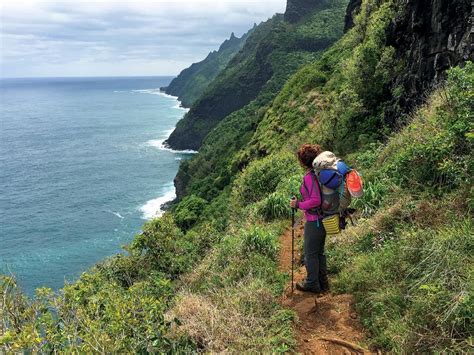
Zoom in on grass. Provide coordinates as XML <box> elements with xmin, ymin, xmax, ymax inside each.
<box><xmin>166</xmin><ymin>222</ymin><xmax>294</xmax><ymax>352</ymax></box>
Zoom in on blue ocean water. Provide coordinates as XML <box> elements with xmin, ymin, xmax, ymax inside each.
<box><xmin>0</xmin><ymin>76</ymin><xmax>192</xmax><ymax>295</ymax></box>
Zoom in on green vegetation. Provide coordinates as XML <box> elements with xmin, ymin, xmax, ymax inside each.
<box><xmin>164</xmin><ymin>30</ymin><xmax>253</xmax><ymax>107</ymax></box>
<box><xmin>165</xmin><ymin>0</ymin><xmax>348</xmax><ymax>150</ymax></box>
<box><xmin>167</xmin><ymin>224</ymin><xmax>294</xmax><ymax>352</ymax></box>
<box><xmin>173</xmin><ymin>194</ymin><xmax>207</xmax><ymax>230</ymax></box>
<box><xmin>0</xmin><ymin>215</ymin><xmax>196</xmax><ymax>352</ymax></box>
<box><xmin>1</xmin><ymin>0</ymin><xmax>472</xmax><ymax>352</ymax></box>
<box><xmin>328</xmin><ymin>63</ymin><xmax>473</xmax><ymax>351</ymax></box>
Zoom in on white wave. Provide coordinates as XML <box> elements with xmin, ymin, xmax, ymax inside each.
<box><xmin>132</xmin><ymin>88</ymin><xmax>159</xmax><ymax>95</ymax></box>
<box><xmin>131</xmin><ymin>88</ymin><xmax>178</xmax><ymax>99</ymax></box>
<box><xmin>161</xmin><ymin>93</ymin><xmax>179</xmax><ymax>100</ymax></box>
<box><xmin>139</xmin><ymin>187</ymin><xmax>176</xmax><ymax>220</ymax></box>
<box><xmin>132</xmin><ymin>87</ymin><xmax>196</xmax><ymax>153</ymax></box>
<box><xmin>127</xmin><ymin>87</ymin><xmax>189</xmax><ymax>111</ymax></box>
<box><xmin>164</xmin><ymin>127</ymin><xmax>175</xmax><ymax>137</ymax></box>
<box><xmin>113</xmin><ymin>90</ymin><xmax>126</xmax><ymax>93</ymax></box>
<box><xmin>172</xmin><ymin>103</ymin><xmax>189</xmax><ymax>112</ymax></box>
<box><xmin>130</xmin><ymin>88</ymin><xmax>190</xmax><ymax>111</ymax></box>
<box><xmin>145</xmin><ymin>139</ymin><xmax>197</xmax><ymax>154</ymax></box>
<box><xmin>107</xmin><ymin>210</ymin><xmax>124</xmax><ymax>219</ymax></box>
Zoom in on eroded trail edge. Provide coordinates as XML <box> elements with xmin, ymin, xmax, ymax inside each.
<box><xmin>279</xmin><ymin>223</ymin><xmax>373</xmax><ymax>354</ymax></box>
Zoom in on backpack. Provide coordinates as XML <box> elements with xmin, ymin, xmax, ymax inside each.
<box><xmin>311</xmin><ymin>151</ymin><xmax>364</xmax><ymax>234</ymax></box>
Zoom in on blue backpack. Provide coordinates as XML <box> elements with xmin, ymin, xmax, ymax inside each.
<box><xmin>313</xmin><ymin>157</ymin><xmax>353</xmax><ymax>215</ymax></box>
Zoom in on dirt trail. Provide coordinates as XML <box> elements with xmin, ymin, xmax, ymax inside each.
<box><xmin>279</xmin><ymin>222</ymin><xmax>373</xmax><ymax>354</ymax></box>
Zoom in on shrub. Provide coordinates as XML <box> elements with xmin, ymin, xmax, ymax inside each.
<box><xmin>127</xmin><ymin>214</ymin><xmax>196</xmax><ymax>278</ymax></box>
<box><xmin>174</xmin><ymin>194</ymin><xmax>208</xmax><ymax>230</ymax></box>
<box><xmin>335</xmin><ymin>218</ymin><xmax>473</xmax><ymax>352</ymax></box>
<box><xmin>241</xmin><ymin>227</ymin><xmax>279</xmax><ymax>260</ymax></box>
<box><xmin>232</xmin><ymin>152</ymin><xmax>300</xmax><ymax>208</ymax></box>
<box><xmin>257</xmin><ymin>192</ymin><xmax>291</xmax><ymax>221</ymax></box>
<box><xmin>183</xmin><ymin>223</ymin><xmax>221</xmax><ymax>256</ymax></box>
<box><xmin>0</xmin><ymin>271</ymin><xmax>186</xmax><ymax>353</ymax></box>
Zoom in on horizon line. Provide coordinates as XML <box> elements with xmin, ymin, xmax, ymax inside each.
<box><xmin>0</xmin><ymin>74</ymin><xmax>177</xmax><ymax>80</ymax></box>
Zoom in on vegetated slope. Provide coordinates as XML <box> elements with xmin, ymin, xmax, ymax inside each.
<box><xmin>168</xmin><ymin>61</ymin><xmax>472</xmax><ymax>352</ymax></box>
<box><xmin>162</xmin><ymin>29</ymin><xmax>253</xmax><ymax>108</ymax></box>
<box><xmin>165</xmin><ymin>0</ymin><xmax>349</xmax><ymax>151</ymax></box>
<box><xmin>172</xmin><ymin>0</ymin><xmax>471</xmax><ymax>202</ymax></box>
<box><xmin>1</xmin><ymin>0</ymin><xmax>472</xmax><ymax>353</ymax></box>
<box><xmin>172</xmin><ymin>1</ymin><xmax>350</xmax><ymax>198</ymax></box>
<box><xmin>168</xmin><ymin>0</ymin><xmax>473</xmax><ymax>351</ymax></box>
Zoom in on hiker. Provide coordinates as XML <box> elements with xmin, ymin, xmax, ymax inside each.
<box><xmin>289</xmin><ymin>144</ymin><xmax>329</xmax><ymax>294</ymax></box>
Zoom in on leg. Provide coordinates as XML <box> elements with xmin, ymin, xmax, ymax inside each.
<box><xmin>303</xmin><ymin>221</ymin><xmax>321</xmax><ymax>291</ymax></box>
<box><xmin>317</xmin><ymin>225</ymin><xmax>329</xmax><ymax>291</ymax></box>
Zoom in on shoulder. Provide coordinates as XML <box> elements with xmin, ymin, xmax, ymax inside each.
<box><xmin>303</xmin><ymin>172</ymin><xmax>315</xmax><ymax>184</ymax></box>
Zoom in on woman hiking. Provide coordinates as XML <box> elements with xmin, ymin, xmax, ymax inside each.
<box><xmin>289</xmin><ymin>144</ymin><xmax>329</xmax><ymax>294</ymax></box>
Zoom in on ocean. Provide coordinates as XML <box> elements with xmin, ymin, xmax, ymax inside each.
<box><xmin>0</xmin><ymin>76</ymin><xmax>193</xmax><ymax>295</ymax></box>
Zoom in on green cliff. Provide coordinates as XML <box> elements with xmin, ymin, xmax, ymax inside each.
<box><xmin>165</xmin><ymin>0</ymin><xmax>349</xmax><ymax>151</ymax></box>
<box><xmin>162</xmin><ymin>29</ymin><xmax>253</xmax><ymax>107</ymax></box>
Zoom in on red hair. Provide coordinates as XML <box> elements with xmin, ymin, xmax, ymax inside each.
<box><xmin>297</xmin><ymin>144</ymin><xmax>322</xmax><ymax>169</ymax></box>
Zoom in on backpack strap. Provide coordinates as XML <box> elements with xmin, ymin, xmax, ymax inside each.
<box><xmin>312</xmin><ymin>171</ymin><xmax>324</xmax><ymax>217</ymax></box>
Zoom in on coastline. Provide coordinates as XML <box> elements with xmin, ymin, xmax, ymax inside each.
<box><xmin>139</xmin><ymin>89</ymin><xmax>196</xmax><ymax>220</ymax></box>
<box><xmin>1</xmin><ymin>76</ymin><xmax>190</xmax><ymax>295</ymax></box>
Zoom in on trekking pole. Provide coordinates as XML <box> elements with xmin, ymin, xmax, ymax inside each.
<box><xmin>291</xmin><ymin>197</ymin><xmax>296</xmax><ymax>294</ymax></box>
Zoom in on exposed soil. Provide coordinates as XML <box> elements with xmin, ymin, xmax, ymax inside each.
<box><xmin>279</xmin><ymin>222</ymin><xmax>374</xmax><ymax>354</ymax></box>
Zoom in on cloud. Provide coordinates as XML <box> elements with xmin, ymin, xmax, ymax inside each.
<box><xmin>0</xmin><ymin>0</ymin><xmax>287</xmax><ymax>77</ymax></box>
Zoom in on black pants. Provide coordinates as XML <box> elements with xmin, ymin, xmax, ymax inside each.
<box><xmin>303</xmin><ymin>220</ymin><xmax>328</xmax><ymax>291</ymax></box>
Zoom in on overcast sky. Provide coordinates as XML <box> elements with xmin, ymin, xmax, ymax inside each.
<box><xmin>0</xmin><ymin>0</ymin><xmax>286</xmax><ymax>78</ymax></box>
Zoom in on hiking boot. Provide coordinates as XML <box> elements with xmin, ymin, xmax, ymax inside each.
<box><xmin>320</xmin><ymin>280</ymin><xmax>330</xmax><ymax>293</ymax></box>
<box><xmin>299</xmin><ymin>255</ymin><xmax>305</xmax><ymax>266</ymax></box>
<box><xmin>295</xmin><ymin>282</ymin><xmax>321</xmax><ymax>294</ymax></box>
<box><xmin>320</xmin><ymin>272</ymin><xmax>329</xmax><ymax>293</ymax></box>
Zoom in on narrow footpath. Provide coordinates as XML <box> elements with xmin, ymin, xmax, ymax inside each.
<box><xmin>279</xmin><ymin>222</ymin><xmax>374</xmax><ymax>354</ymax></box>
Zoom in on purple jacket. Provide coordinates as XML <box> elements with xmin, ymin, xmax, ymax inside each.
<box><xmin>296</xmin><ymin>172</ymin><xmax>322</xmax><ymax>221</ymax></box>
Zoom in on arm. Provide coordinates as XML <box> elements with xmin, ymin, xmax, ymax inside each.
<box><xmin>297</xmin><ymin>196</ymin><xmax>320</xmax><ymax>210</ymax></box>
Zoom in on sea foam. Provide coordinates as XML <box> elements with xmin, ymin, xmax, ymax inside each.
<box><xmin>137</xmin><ymin>89</ymin><xmax>195</xmax><ymax>219</ymax></box>
<box><xmin>139</xmin><ymin>186</ymin><xmax>176</xmax><ymax>220</ymax></box>
<box><xmin>145</xmin><ymin>139</ymin><xmax>197</xmax><ymax>154</ymax></box>
<box><xmin>131</xmin><ymin>89</ymin><xmax>189</xmax><ymax>111</ymax></box>
<box><xmin>107</xmin><ymin>210</ymin><xmax>124</xmax><ymax>219</ymax></box>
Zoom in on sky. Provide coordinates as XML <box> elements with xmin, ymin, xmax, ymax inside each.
<box><xmin>0</xmin><ymin>0</ymin><xmax>286</xmax><ymax>78</ymax></box>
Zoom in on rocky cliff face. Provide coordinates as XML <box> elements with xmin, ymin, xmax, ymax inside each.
<box><xmin>344</xmin><ymin>0</ymin><xmax>472</xmax><ymax>125</ymax></box>
<box><xmin>343</xmin><ymin>0</ymin><xmax>361</xmax><ymax>31</ymax></box>
<box><xmin>383</xmin><ymin>0</ymin><xmax>473</xmax><ymax>125</ymax></box>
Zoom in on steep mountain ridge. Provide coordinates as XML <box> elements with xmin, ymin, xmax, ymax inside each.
<box><xmin>165</xmin><ymin>0</ymin><xmax>348</xmax><ymax>151</ymax></box>
<box><xmin>162</xmin><ymin>29</ymin><xmax>253</xmax><ymax>107</ymax></box>
<box><xmin>240</xmin><ymin>0</ymin><xmax>473</xmax><ymax>159</ymax></box>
